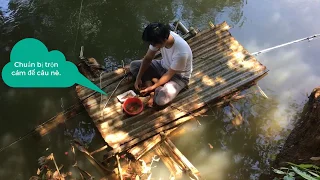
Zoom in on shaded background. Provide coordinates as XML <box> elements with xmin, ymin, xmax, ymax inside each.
<box><xmin>0</xmin><ymin>0</ymin><xmax>319</xmax><ymax>179</ymax></box>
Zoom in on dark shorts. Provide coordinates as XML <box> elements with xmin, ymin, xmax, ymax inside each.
<box><xmin>130</xmin><ymin>59</ymin><xmax>189</xmax><ymax>106</ymax></box>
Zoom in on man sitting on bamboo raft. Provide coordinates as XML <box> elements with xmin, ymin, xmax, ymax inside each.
<box><xmin>130</xmin><ymin>22</ymin><xmax>193</xmax><ymax>107</ymax></box>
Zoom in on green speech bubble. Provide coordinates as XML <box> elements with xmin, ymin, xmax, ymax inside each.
<box><xmin>1</xmin><ymin>38</ymin><xmax>107</xmax><ymax>95</ymax></box>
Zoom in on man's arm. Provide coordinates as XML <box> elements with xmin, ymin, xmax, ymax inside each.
<box><xmin>140</xmin><ymin>53</ymin><xmax>187</xmax><ymax>93</ymax></box>
<box><xmin>136</xmin><ymin>48</ymin><xmax>157</xmax><ymax>80</ymax></box>
<box><xmin>140</xmin><ymin>68</ymin><xmax>177</xmax><ymax>94</ymax></box>
<box><xmin>153</xmin><ymin>68</ymin><xmax>176</xmax><ymax>88</ymax></box>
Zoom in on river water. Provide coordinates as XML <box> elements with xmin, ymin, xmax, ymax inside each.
<box><xmin>0</xmin><ymin>0</ymin><xmax>319</xmax><ymax>179</ymax></box>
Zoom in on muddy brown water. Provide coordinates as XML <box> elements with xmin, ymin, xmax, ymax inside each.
<box><xmin>0</xmin><ymin>0</ymin><xmax>320</xmax><ymax>179</ymax></box>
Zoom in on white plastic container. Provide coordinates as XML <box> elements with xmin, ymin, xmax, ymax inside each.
<box><xmin>116</xmin><ymin>90</ymin><xmax>137</xmax><ymax>103</ymax></box>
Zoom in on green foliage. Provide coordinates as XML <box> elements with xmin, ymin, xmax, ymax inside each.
<box><xmin>273</xmin><ymin>162</ymin><xmax>320</xmax><ymax>180</ymax></box>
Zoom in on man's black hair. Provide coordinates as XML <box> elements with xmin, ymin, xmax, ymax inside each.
<box><xmin>142</xmin><ymin>22</ymin><xmax>171</xmax><ymax>45</ymax></box>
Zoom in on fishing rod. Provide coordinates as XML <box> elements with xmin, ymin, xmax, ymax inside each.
<box><xmin>251</xmin><ymin>33</ymin><xmax>320</xmax><ymax>56</ymax></box>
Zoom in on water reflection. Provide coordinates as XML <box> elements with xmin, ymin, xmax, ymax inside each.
<box><xmin>172</xmin><ymin>0</ymin><xmax>245</xmax><ymax>30</ymax></box>
<box><xmin>65</xmin><ymin>121</ymin><xmax>96</xmax><ymax>146</ymax></box>
<box><xmin>168</xmin><ymin>85</ymin><xmax>304</xmax><ymax>179</ymax></box>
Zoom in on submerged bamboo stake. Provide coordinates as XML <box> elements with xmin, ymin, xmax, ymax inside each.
<box><xmin>116</xmin><ymin>154</ymin><xmax>124</xmax><ymax>180</ymax></box>
<box><xmin>50</xmin><ymin>153</ymin><xmax>61</xmax><ymax>177</ymax></box>
<box><xmin>128</xmin><ymin>127</ymin><xmax>177</xmax><ymax>160</ymax></box>
<box><xmin>256</xmin><ymin>85</ymin><xmax>269</xmax><ymax>99</ymax></box>
<box><xmin>154</xmin><ymin>145</ymin><xmax>183</xmax><ymax>178</ymax></box>
<box><xmin>163</xmin><ymin>138</ymin><xmax>202</xmax><ymax>180</ymax></box>
<box><xmin>72</xmin><ymin>141</ymin><xmax>112</xmax><ymax>173</ymax></box>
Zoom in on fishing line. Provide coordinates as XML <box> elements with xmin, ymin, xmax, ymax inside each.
<box><xmin>73</xmin><ymin>0</ymin><xmax>84</xmax><ymax>53</ymax></box>
<box><xmin>0</xmin><ymin>72</ymin><xmax>121</xmax><ymax>153</ymax></box>
<box><xmin>0</xmin><ymin>103</ymin><xmax>84</xmax><ymax>153</ymax></box>
<box><xmin>100</xmin><ymin>60</ymin><xmax>127</xmax><ymax>118</ymax></box>
<box><xmin>2</xmin><ymin>0</ymin><xmax>87</xmax><ymax>153</ymax></box>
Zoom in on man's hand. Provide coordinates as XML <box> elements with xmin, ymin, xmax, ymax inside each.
<box><xmin>140</xmin><ymin>85</ymin><xmax>156</xmax><ymax>94</ymax></box>
<box><xmin>139</xmin><ymin>68</ymin><xmax>177</xmax><ymax>95</ymax></box>
<box><xmin>134</xmin><ymin>78</ymin><xmax>142</xmax><ymax>90</ymax></box>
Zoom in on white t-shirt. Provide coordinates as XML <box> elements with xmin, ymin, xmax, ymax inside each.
<box><xmin>149</xmin><ymin>31</ymin><xmax>193</xmax><ymax>79</ymax></box>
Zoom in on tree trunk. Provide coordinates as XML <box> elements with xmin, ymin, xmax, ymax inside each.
<box><xmin>273</xmin><ymin>87</ymin><xmax>320</xmax><ymax>167</ymax></box>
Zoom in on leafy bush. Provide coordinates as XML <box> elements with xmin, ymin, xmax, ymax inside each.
<box><xmin>273</xmin><ymin>162</ymin><xmax>320</xmax><ymax>180</ymax></box>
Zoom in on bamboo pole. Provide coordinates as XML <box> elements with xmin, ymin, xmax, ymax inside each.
<box><xmin>128</xmin><ymin>134</ymin><xmax>162</xmax><ymax>159</ymax></box>
<box><xmin>90</xmin><ymin>145</ymin><xmax>108</xmax><ymax>155</ymax></box>
<box><xmin>116</xmin><ymin>154</ymin><xmax>124</xmax><ymax>180</ymax></box>
<box><xmin>163</xmin><ymin>139</ymin><xmax>202</xmax><ymax>180</ymax></box>
<box><xmin>154</xmin><ymin>144</ymin><xmax>184</xmax><ymax>178</ymax></box>
<box><xmin>128</xmin><ymin>127</ymin><xmax>177</xmax><ymax>160</ymax></box>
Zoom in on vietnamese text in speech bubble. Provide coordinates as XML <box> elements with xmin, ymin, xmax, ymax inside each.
<box><xmin>1</xmin><ymin>38</ymin><xmax>107</xmax><ymax>95</ymax></box>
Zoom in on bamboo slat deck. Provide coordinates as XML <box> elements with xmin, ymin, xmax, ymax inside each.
<box><xmin>75</xmin><ymin>21</ymin><xmax>268</xmax><ymax>159</ymax></box>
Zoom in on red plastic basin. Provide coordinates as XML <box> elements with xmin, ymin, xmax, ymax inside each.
<box><xmin>122</xmin><ymin>97</ymin><xmax>143</xmax><ymax>115</ymax></box>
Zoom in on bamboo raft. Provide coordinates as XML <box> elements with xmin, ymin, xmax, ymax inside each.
<box><xmin>75</xmin><ymin>21</ymin><xmax>268</xmax><ymax>178</ymax></box>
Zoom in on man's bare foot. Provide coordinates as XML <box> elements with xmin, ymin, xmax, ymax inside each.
<box><xmin>152</xmin><ymin>78</ymin><xmax>159</xmax><ymax>83</ymax></box>
<box><xmin>125</xmin><ymin>73</ymin><xmax>134</xmax><ymax>82</ymax></box>
<box><xmin>145</xmin><ymin>80</ymin><xmax>153</xmax><ymax>87</ymax></box>
<box><xmin>140</xmin><ymin>81</ymin><xmax>153</xmax><ymax>96</ymax></box>
<box><xmin>123</xmin><ymin>65</ymin><xmax>130</xmax><ymax>73</ymax></box>
<box><xmin>147</xmin><ymin>92</ymin><xmax>155</xmax><ymax>107</ymax></box>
